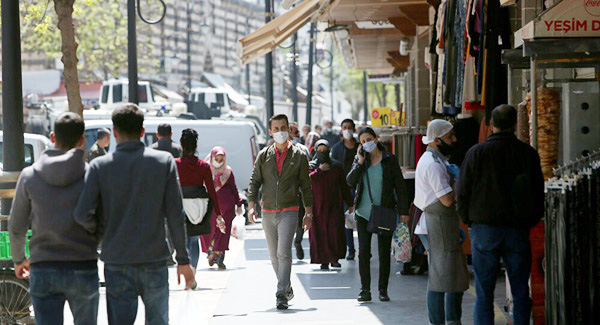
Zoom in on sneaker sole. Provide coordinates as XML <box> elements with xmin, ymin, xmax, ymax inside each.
<box><xmin>277</xmin><ymin>303</ymin><xmax>289</xmax><ymax>310</ymax></box>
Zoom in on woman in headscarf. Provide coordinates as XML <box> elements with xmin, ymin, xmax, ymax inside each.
<box><xmin>202</xmin><ymin>146</ymin><xmax>244</xmax><ymax>269</ymax></box>
<box><xmin>309</xmin><ymin>139</ymin><xmax>355</xmax><ymax>270</ymax></box>
<box><xmin>304</xmin><ymin>131</ymin><xmax>321</xmax><ymax>158</ymax></box>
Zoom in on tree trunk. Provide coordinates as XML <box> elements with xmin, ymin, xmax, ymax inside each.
<box><xmin>54</xmin><ymin>0</ymin><xmax>84</xmax><ymax>116</ymax></box>
<box><xmin>382</xmin><ymin>84</ymin><xmax>387</xmax><ymax>107</ymax></box>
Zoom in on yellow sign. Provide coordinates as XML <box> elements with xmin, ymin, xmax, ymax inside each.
<box><xmin>370</xmin><ymin>107</ymin><xmax>392</xmax><ymax>127</ymax></box>
<box><xmin>390</xmin><ymin>110</ymin><xmax>401</xmax><ymax>126</ymax></box>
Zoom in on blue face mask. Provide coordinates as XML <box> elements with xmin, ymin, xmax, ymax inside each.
<box><xmin>363</xmin><ymin>141</ymin><xmax>377</xmax><ymax>153</ymax></box>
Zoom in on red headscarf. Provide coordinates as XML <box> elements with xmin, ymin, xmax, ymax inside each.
<box><xmin>204</xmin><ymin>146</ymin><xmax>232</xmax><ymax>192</ymax></box>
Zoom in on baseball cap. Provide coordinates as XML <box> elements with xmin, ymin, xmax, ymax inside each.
<box><xmin>422</xmin><ymin>119</ymin><xmax>453</xmax><ymax>145</ymax></box>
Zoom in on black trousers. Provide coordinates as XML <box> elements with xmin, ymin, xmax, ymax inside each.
<box><xmin>357</xmin><ymin>216</ymin><xmax>393</xmax><ymax>291</ymax></box>
<box><xmin>294</xmin><ymin>203</ymin><xmax>305</xmax><ymax>246</ymax></box>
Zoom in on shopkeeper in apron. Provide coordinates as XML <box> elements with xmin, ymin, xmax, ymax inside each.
<box><xmin>414</xmin><ymin>119</ymin><xmax>469</xmax><ymax>325</ymax></box>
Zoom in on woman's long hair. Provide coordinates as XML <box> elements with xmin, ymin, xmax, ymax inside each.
<box><xmin>180</xmin><ymin>128</ymin><xmax>198</xmax><ymax>156</ymax></box>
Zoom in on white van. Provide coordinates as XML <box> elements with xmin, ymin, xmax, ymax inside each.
<box><xmin>0</xmin><ymin>131</ymin><xmax>52</xmax><ymax>168</ymax></box>
<box><xmin>99</xmin><ymin>79</ymin><xmax>172</xmax><ymax>113</ymax></box>
<box><xmin>186</xmin><ymin>87</ymin><xmax>231</xmax><ymax>119</ymax></box>
<box><xmin>84</xmin><ymin>118</ymin><xmax>259</xmax><ymax>191</ymax></box>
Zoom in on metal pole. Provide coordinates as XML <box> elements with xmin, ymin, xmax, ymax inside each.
<box><xmin>395</xmin><ymin>84</ymin><xmax>401</xmax><ymax>111</ymax></box>
<box><xmin>291</xmin><ymin>33</ymin><xmax>298</xmax><ymax>122</ymax></box>
<box><xmin>330</xmin><ymin>56</ymin><xmax>334</xmax><ymax>122</ymax></box>
<box><xmin>363</xmin><ymin>71</ymin><xmax>368</xmax><ymax>122</ymax></box>
<box><xmin>187</xmin><ymin>0</ymin><xmax>192</xmax><ymax>91</ymax></box>
<box><xmin>246</xmin><ymin>18</ymin><xmax>251</xmax><ymax>104</ymax></box>
<box><xmin>306</xmin><ymin>22</ymin><xmax>315</xmax><ymax>126</ymax></box>
<box><xmin>530</xmin><ymin>58</ymin><xmax>537</xmax><ymax>149</ymax></box>
<box><xmin>1</xmin><ymin>0</ymin><xmax>25</xmax><ymax>218</ymax></box>
<box><xmin>128</xmin><ymin>0</ymin><xmax>139</xmax><ymax>104</ymax></box>
<box><xmin>265</xmin><ymin>0</ymin><xmax>274</xmax><ymax>126</ymax></box>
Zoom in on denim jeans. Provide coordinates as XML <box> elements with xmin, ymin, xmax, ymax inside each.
<box><xmin>345</xmin><ymin>228</ymin><xmax>356</xmax><ymax>254</ymax></box>
<box><xmin>29</xmin><ymin>262</ymin><xmax>99</xmax><ymax>325</ymax></box>
<box><xmin>186</xmin><ymin>236</ymin><xmax>200</xmax><ymax>268</ymax></box>
<box><xmin>427</xmin><ymin>291</ymin><xmax>464</xmax><ymax>325</ymax></box>
<box><xmin>470</xmin><ymin>225</ymin><xmax>532</xmax><ymax>325</ymax></box>
<box><xmin>104</xmin><ymin>261</ymin><xmax>169</xmax><ymax>325</ymax></box>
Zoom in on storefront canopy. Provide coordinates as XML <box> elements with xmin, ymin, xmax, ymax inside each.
<box><xmin>237</xmin><ymin>0</ymin><xmax>331</xmax><ymax>65</ymax></box>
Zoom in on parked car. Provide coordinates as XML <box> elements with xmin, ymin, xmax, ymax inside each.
<box><xmin>0</xmin><ymin>131</ymin><xmax>52</xmax><ymax>168</ymax></box>
<box><xmin>84</xmin><ymin>118</ymin><xmax>259</xmax><ymax>192</ymax></box>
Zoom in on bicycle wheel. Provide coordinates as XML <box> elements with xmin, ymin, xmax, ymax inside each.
<box><xmin>0</xmin><ymin>271</ymin><xmax>31</xmax><ymax>322</ymax></box>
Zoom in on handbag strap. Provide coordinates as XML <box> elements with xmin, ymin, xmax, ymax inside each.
<box><xmin>364</xmin><ymin>162</ymin><xmax>374</xmax><ymax>203</ymax></box>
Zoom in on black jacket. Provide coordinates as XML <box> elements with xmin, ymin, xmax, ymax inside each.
<box><xmin>346</xmin><ymin>150</ymin><xmax>409</xmax><ymax>216</ymax></box>
<box><xmin>151</xmin><ymin>139</ymin><xmax>182</xmax><ymax>158</ymax></box>
<box><xmin>455</xmin><ymin>132</ymin><xmax>544</xmax><ymax>228</ymax></box>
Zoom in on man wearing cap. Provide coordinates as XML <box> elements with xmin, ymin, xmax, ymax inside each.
<box><xmin>415</xmin><ymin>119</ymin><xmax>468</xmax><ymax>325</ymax></box>
<box><xmin>88</xmin><ymin>128</ymin><xmax>111</xmax><ymax>162</ymax></box>
<box><xmin>151</xmin><ymin>123</ymin><xmax>182</xmax><ymax>158</ymax></box>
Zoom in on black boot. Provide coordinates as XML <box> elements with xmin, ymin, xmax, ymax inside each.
<box><xmin>320</xmin><ymin>263</ymin><xmax>329</xmax><ymax>270</ymax></box>
<box><xmin>295</xmin><ymin>243</ymin><xmax>304</xmax><ymax>260</ymax></box>
<box><xmin>378</xmin><ymin>290</ymin><xmax>390</xmax><ymax>302</ymax></box>
<box><xmin>357</xmin><ymin>290</ymin><xmax>372</xmax><ymax>302</ymax></box>
<box><xmin>330</xmin><ymin>261</ymin><xmax>341</xmax><ymax>268</ymax></box>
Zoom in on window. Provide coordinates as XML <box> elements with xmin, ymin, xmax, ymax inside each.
<box><xmin>101</xmin><ymin>85</ymin><xmax>110</xmax><ymax>103</ymax></box>
<box><xmin>139</xmin><ymin>85</ymin><xmax>148</xmax><ymax>103</ymax></box>
<box><xmin>113</xmin><ymin>84</ymin><xmax>123</xmax><ymax>103</ymax></box>
<box><xmin>0</xmin><ymin>143</ymin><xmax>35</xmax><ymax>167</ymax></box>
<box><xmin>84</xmin><ymin>128</ymin><xmax>111</xmax><ymax>153</ymax></box>
<box><xmin>143</xmin><ymin>133</ymin><xmax>157</xmax><ymax>147</ymax></box>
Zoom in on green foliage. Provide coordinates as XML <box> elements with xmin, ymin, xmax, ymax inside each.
<box><xmin>17</xmin><ymin>0</ymin><xmax>158</xmax><ymax>81</ymax></box>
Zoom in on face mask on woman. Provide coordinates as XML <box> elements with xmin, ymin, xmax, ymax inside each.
<box><xmin>316</xmin><ymin>150</ymin><xmax>331</xmax><ymax>164</ymax></box>
<box><xmin>212</xmin><ymin>160</ymin><xmax>224</xmax><ymax>168</ymax></box>
<box><xmin>363</xmin><ymin>141</ymin><xmax>377</xmax><ymax>153</ymax></box>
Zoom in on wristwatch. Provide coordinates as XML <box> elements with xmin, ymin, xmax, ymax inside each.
<box><xmin>305</xmin><ymin>213</ymin><xmax>313</xmax><ymax>218</ymax></box>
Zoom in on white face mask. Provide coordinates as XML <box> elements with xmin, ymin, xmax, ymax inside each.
<box><xmin>212</xmin><ymin>160</ymin><xmax>224</xmax><ymax>168</ymax></box>
<box><xmin>342</xmin><ymin>129</ymin><xmax>354</xmax><ymax>140</ymax></box>
<box><xmin>273</xmin><ymin>131</ymin><xmax>289</xmax><ymax>144</ymax></box>
<box><xmin>363</xmin><ymin>141</ymin><xmax>377</xmax><ymax>153</ymax></box>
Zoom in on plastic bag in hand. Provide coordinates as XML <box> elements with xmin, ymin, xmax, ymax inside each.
<box><xmin>344</xmin><ymin>210</ymin><xmax>356</xmax><ymax>229</ymax></box>
<box><xmin>392</xmin><ymin>222</ymin><xmax>412</xmax><ymax>263</ymax></box>
<box><xmin>174</xmin><ymin>290</ymin><xmax>208</xmax><ymax>325</ymax></box>
<box><xmin>231</xmin><ymin>214</ymin><xmax>246</xmax><ymax>240</ymax></box>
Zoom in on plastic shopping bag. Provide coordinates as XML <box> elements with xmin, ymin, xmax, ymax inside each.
<box><xmin>231</xmin><ymin>214</ymin><xmax>246</xmax><ymax>240</ymax></box>
<box><xmin>174</xmin><ymin>290</ymin><xmax>208</xmax><ymax>325</ymax></box>
<box><xmin>392</xmin><ymin>222</ymin><xmax>412</xmax><ymax>263</ymax></box>
<box><xmin>344</xmin><ymin>210</ymin><xmax>356</xmax><ymax>229</ymax></box>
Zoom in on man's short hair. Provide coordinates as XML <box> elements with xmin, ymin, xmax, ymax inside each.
<box><xmin>341</xmin><ymin>118</ymin><xmax>355</xmax><ymax>129</ymax></box>
<box><xmin>112</xmin><ymin>104</ymin><xmax>144</xmax><ymax>139</ymax></box>
<box><xmin>268</xmin><ymin>114</ymin><xmax>289</xmax><ymax>129</ymax></box>
<box><xmin>492</xmin><ymin>104</ymin><xmax>517</xmax><ymax>130</ymax></box>
<box><xmin>97</xmin><ymin>128</ymin><xmax>110</xmax><ymax>140</ymax></box>
<box><xmin>157</xmin><ymin>123</ymin><xmax>172</xmax><ymax>137</ymax></box>
<box><xmin>54</xmin><ymin>112</ymin><xmax>85</xmax><ymax>149</ymax></box>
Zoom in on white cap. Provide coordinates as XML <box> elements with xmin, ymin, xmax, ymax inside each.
<box><xmin>422</xmin><ymin>119</ymin><xmax>453</xmax><ymax>145</ymax></box>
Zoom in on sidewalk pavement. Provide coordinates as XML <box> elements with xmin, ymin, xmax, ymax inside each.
<box><xmin>62</xmin><ymin>223</ymin><xmax>510</xmax><ymax>324</ymax></box>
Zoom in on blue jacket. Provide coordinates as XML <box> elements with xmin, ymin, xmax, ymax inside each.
<box><xmin>330</xmin><ymin>139</ymin><xmax>358</xmax><ymax>176</ymax></box>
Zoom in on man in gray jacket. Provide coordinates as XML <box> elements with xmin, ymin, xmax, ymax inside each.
<box><xmin>9</xmin><ymin>112</ymin><xmax>100</xmax><ymax>324</ymax></box>
<box><xmin>74</xmin><ymin>105</ymin><xmax>193</xmax><ymax>325</ymax></box>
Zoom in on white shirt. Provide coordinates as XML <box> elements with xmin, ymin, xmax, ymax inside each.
<box><xmin>413</xmin><ymin>150</ymin><xmax>453</xmax><ymax>235</ymax></box>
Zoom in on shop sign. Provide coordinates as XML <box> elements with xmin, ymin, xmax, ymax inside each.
<box><xmin>390</xmin><ymin>110</ymin><xmax>401</xmax><ymax>126</ymax></box>
<box><xmin>536</xmin><ymin>0</ymin><xmax>600</xmax><ymax>37</ymax></box>
<box><xmin>370</xmin><ymin>107</ymin><xmax>392</xmax><ymax>127</ymax></box>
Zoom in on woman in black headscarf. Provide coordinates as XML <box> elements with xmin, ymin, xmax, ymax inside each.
<box><xmin>308</xmin><ymin>140</ymin><xmax>354</xmax><ymax>270</ymax></box>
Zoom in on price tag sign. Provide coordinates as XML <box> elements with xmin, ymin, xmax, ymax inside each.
<box><xmin>370</xmin><ymin>107</ymin><xmax>391</xmax><ymax>127</ymax></box>
<box><xmin>390</xmin><ymin>110</ymin><xmax>401</xmax><ymax>126</ymax></box>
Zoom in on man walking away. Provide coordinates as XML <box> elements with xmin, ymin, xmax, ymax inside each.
<box><xmin>10</xmin><ymin>112</ymin><xmax>100</xmax><ymax>325</ymax></box>
<box><xmin>74</xmin><ymin>105</ymin><xmax>194</xmax><ymax>325</ymax></box>
<box><xmin>151</xmin><ymin>123</ymin><xmax>182</xmax><ymax>158</ymax></box>
<box><xmin>456</xmin><ymin>105</ymin><xmax>544</xmax><ymax>325</ymax></box>
<box><xmin>415</xmin><ymin>119</ymin><xmax>468</xmax><ymax>325</ymax></box>
<box><xmin>88</xmin><ymin>127</ymin><xmax>110</xmax><ymax>162</ymax></box>
<box><xmin>331</xmin><ymin>118</ymin><xmax>359</xmax><ymax>260</ymax></box>
<box><xmin>247</xmin><ymin>114</ymin><xmax>313</xmax><ymax>310</ymax></box>
<box><xmin>289</xmin><ymin>122</ymin><xmax>310</xmax><ymax>260</ymax></box>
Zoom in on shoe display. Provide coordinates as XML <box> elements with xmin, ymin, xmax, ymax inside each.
<box><xmin>357</xmin><ymin>290</ymin><xmax>372</xmax><ymax>302</ymax></box>
<box><xmin>295</xmin><ymin>243</ymin><xmax>305</xmax><ymax>260</ymax></box>
<box><xmin>330</xmin><ymin>261</ymin><xmax>341</xmax><ymax>268</ymax></box>
<box><xmin>217</xmin><ymin>262</ymin><xmax>226</xmax><ymax>270</ymax></box>
<box><xmin>276</xmin><ymin>294</ymin><xmax>289</xmax><ymax>310</ymax></box>
<box><xmin>286</xmin><ymin>287</ymin><xmax>294</xmax><ymax>301</ymax></box>
<box><xmin>346</xmin><ymin>252</ymin><xmax>355</xmax><ymax>260</ymax></box>
<box><xmin>320</xmin><ymin>263</ymin><xmax>329</xmax><ymax>270</ymax></box>
<box><xmin>378</xmin><ymin>290</ymin><xmax>390</xmax><ymax>302</ymax></box>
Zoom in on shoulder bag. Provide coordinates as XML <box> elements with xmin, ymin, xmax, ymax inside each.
<box><xmin>365</xmin><ymin>163</ymin><xmax>397</xmax><ymax>234</ymax></box>
<box><xmin>181</xmin><ymin>185</ymin><xmax>214</xmax><ymax>237</ymax></box>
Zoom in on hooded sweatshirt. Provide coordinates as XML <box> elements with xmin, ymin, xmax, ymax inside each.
<box><xmin>9</xmin><ymin>149</ymin><xmax>99</xmax><ymax>264</ymax></box>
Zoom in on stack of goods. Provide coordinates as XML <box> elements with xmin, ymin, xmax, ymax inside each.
<box><xmin>517</xmin><ymin>100</ymin><xmax>529</xmax><ymax>143</ymax></box>
<box><xmin>545</xmin><ymin>152</ymin><xmax>600</xmax><ymax>324</ymax></box>
<box><xmin>527</xmin><ymin>85</ymin><xmax>561</xmax><ymax>180</ymax></box>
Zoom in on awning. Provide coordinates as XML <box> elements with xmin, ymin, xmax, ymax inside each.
<box><xmin>237</xmin><ymin>0</ymin><xmax>329</xmax><ymax>65</ymax></box>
